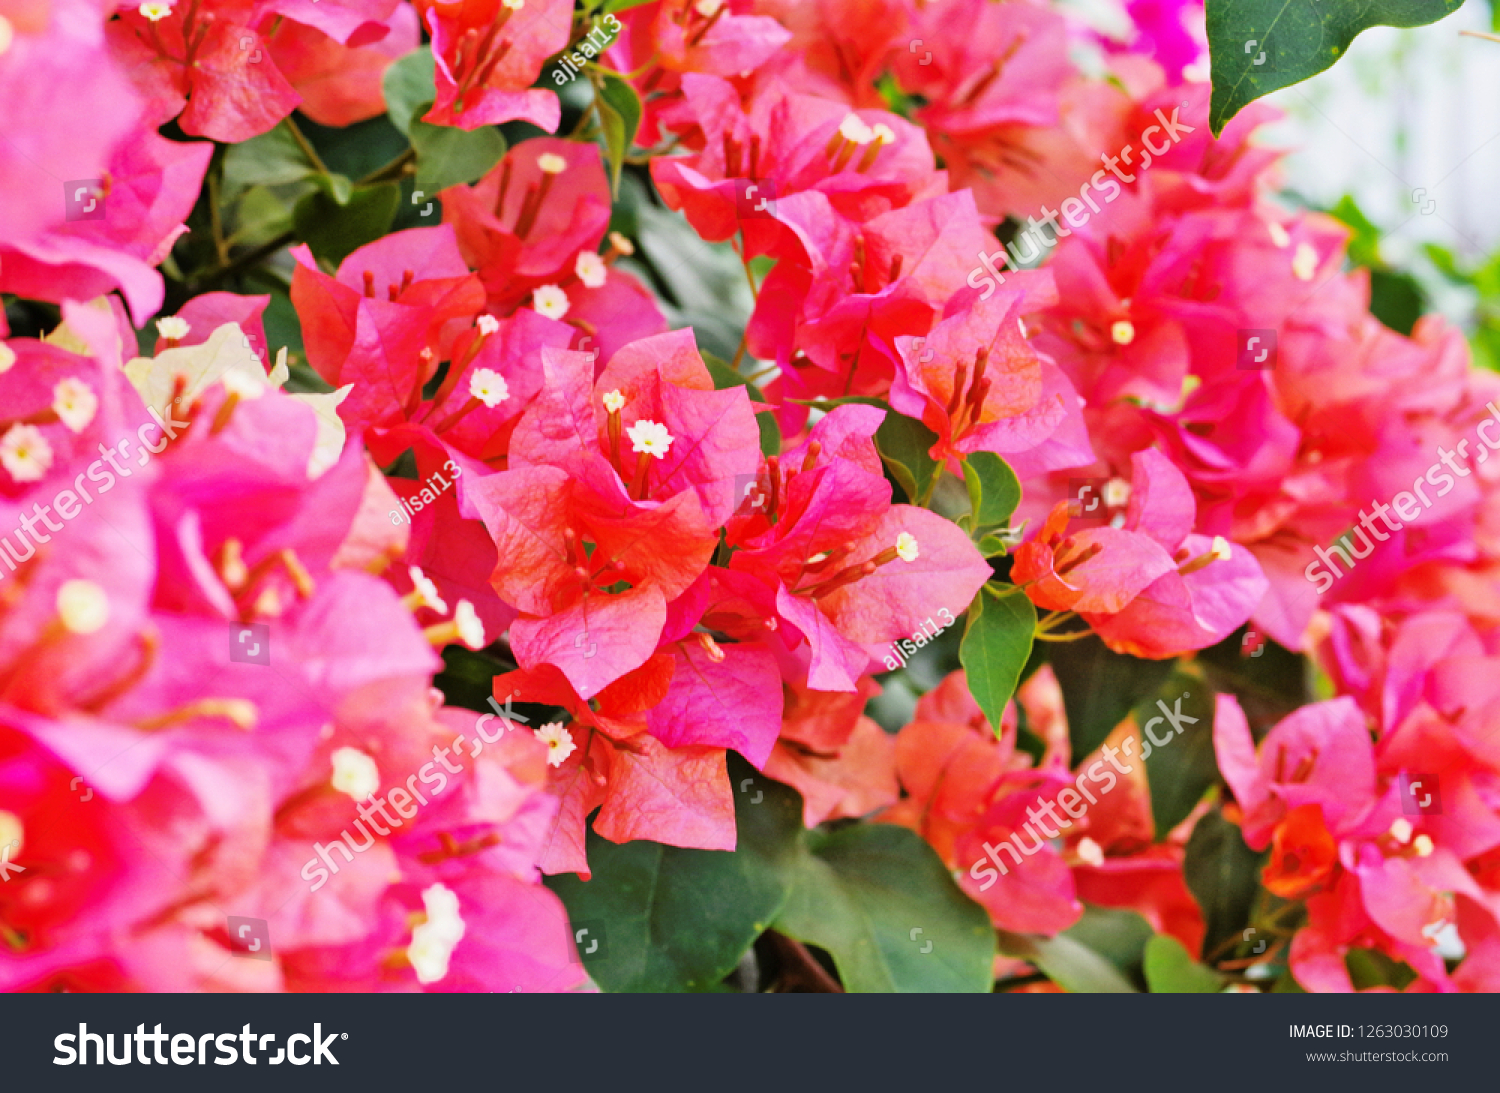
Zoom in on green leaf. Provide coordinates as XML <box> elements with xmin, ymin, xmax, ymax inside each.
<box><xmin>383</xmin><ymin>47</ymin><xmax>437</xmax><ymax>136</ymax></box>
<box><xmin>976</xmin><ymin>533</ymin><xmax>1010</xmax><ymax>558</ymax></box>
<box><xmin>702</xmin><ymin>351</ymin><xmax>779</xmax><ymax>455</ymax></box>
<box><xmin>962</xmin><ymin>451</ymin><xmax>1021</xmax><ymax>533</ymax></box>
<box><xmin>312</xmin><ymin>172</ymin><xmax>354</xmax><ymax>206</ymax></box>
<box><xmin>1132</xmin><ymin>671</ymin><xmax>1219</xmax><ymax>837</ymax></box>
<box><xmin>874</xmin><ymin>411</ymin><xmax>940</xmax><ymax>504</ymax></box>
<box><xmin>1184</xmin><ymin>810</ymin><xmax>1264</xmax><ymax>962</ymax></box>
<box><xmin>1060</xmin><ymin>906</ymin><xmax>1154</xmax><ymax>989</ymax></box>
<box><xmin>996</xmin><ymin>930</ymin><xmax>1138</xmax><ymax>993</ymax></box>
<box><xmin>410</xmin><ymin>120</ymin><xmax>506</xmax><ymax>192</ymax></box>
<box><xmin>776</xmin><ymin>824</ymin><xmax>995</xmax><ymax>992</ymax></box>
<box><xmin>702</xmin><ymin>351</ymin><xmax>764</xmax><ymax>400</ymax></box>
<box><xmin>545</xmin><ymin>755</ymin><xmax>803</xmax><ymax>992</ymax></box>
<box><xmin>959</xmin><ymin>585</ymin><xmax>1035</xmax><ymax>737</ymax></box>
<box><xmin>222</xmin><ymin>122</ymin><xmax>318</xmax><ymax>191</ymax></box>
<box><xmin>1207</xmin><ymin>0</ymin><xmax>1465</xmax><ymax>135</ymax></box>
<box><xmin>228</xmin><ymin>185</ymin><xmax>296</xmax><ymax>248</ymax></box>
<box><xmin>595</xmin><ymin>74</ymin><xmax>641</xmax><ymax>196</ymax></box>
<box><xmin>293</xmin><ymin>183</ymin><xmax>401</xmax><ymax>266</ymax></box>
<box><xmin>604</xmin><ymin>0</ymin><xmax>657</xmax><ymax>11</ymax></box>
<box><xmin>1143</xmin><ymin>934</ymin><xmax>1223</xmax><ymax>993</ymax></box>
<box><xmin>1047</xmin><ymin>635</ymin><xmax>1176</xmax><ymax>759</ymax></box>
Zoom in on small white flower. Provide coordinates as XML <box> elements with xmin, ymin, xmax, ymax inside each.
<box><xmin>222</xmin><ymin>367</ymin><xmax>267</xmax><ymax>400</ymax></box>
<box><xmin>408</xmin><ymin>566</ymin><xmax>448</xmax><ymax>613</ymax></box>
<box><xmin>329</xmin><ymin>747</ymin><xmax>381</xmax><ymax>801</ymax></box>
<box><xmin>1102</xmin><ymin>478</ymin><xmax>1131</xmax><ymax>507</ymax></box>
<box><xmin>52</xmin><ymin>378</ymin><xmax>98</xmax><ymax>433</ymax></box>
<box><xmin>535</xmin><ymin>722</ymin><xmax>576</xmax><ymax>767</ymax></box>
<box><xmin>1209</xmin><ymin>535</ymin><xmax>1232</xmax><ymax>561</ymax></box>
<box><xmin>408</xmin><ymin>882</ymin><xmax>466</xmax><ymax>984</ymax></box>
<box><xmin>608</xmin><ymin>231</ymin><xmax>635</xmax><ymax>256</ymax></box>
<box><xmin>1075</xmin><ymin>836</ymin><xmax>1105</xmax><ymax>866</ymax></box>
<box><xmin>575</xmin><ymin>250</ymin><xmax>607</xmax><ymax>288</ymax></box>
<box><xmin>0</xmin><ymin>15</ymin><xmax>13</xmax><ymax>57</ymax></box>
<box><xmin>1413</xmin><ymin>834</ymin><xmax>1434</xmax><ymax>857</ymax></box>
<box><xmin>537</xmin><ymin>152</ymin><xmax>568</xmax><ymax>175</ymax></box>
<box><xmin>838</xmin><ymin>113</ymin><xmax>874</xmax><ymax>144</ymax></box>
<box><xmin>501</xmin><ymin>0</ymin><xmax>525</xmax><ymax>8</ymax></box>
<box><xmin>56</xmin><ymin>580</ymin><xmax>109</xmax><ymax>635</ymax></box>
<box><xmin>1110</xmin><ymin>319</ymin><xmax>1135</xmax><ymax>346</ymax></box>
<box><xmin>0</xmin><ymin>424</ymin><xmax>53</xmax><ymax>483</ymax></box>
<box><xmin>695</xmin><ymin>0</ymin><xmax>723</xmax><ymax>15</ymax></box>
<box><xmin>1388</xmin><ymin>817</ymin><xmax>1414</xmax><ymax>844</ymax></box>
<box><xmin>138</xmin><ymin>0</ymin><xmax>171</xmax><ymax>21</ymax></box>
<box><xmin>468</xmin><ymin>368</ymin><xmax>510</xmax><ymax>408</ymax></box>
<box><xmin>0</xmin><ymin>810</ymin><xmax>22</xmax><ymax>858</ymax></box>
<box><xmin>895</xmin><ymin>531</ymin><xmax>919</xmax><ymax>562</ymax></box>
<box><xmin>602</xmin><ymin>389</ymin><xmax>626</xmax><ymax>413</ymax></box>
<box><xmin>155</xmin><ymin>315</ymin><xmax>190</xmax><ymax>340</ymax></box>
<box><xmin>532</xmin><ymin>284</ymin><xmax>570</xmax><ymax>320</ymax></box>
<box><xmin>1267</xmin><ymin>221</ymin><xmax>1291</xmax><ymax>248</ymax></box>
<box><xmin>0</xmin><ymin>343</ymin><xmax>16</xmax><ymax>373</ymax></box>
<box><xmin>1292</xmin><ymin>242</ymin><xmax>1318</xmax><ymax>282</ymax></box>
<box><xmin>476</xmin><ymin>314</ymin><xmax>500</xmax><ymax>336</ymax></box>
<box><xmin>627</xmin><ymin>418</ymin><xmax>673</xmax><ymax>459</ymax></box>
<box><xmin>454</xmin><ymin>599</ymin><xmax>485</xmax><ymax>649</ymax></box>
<box><xmin>870</xmin><ymin>122</ymin><xmax>895</xmax><ymax>145</ymax></box>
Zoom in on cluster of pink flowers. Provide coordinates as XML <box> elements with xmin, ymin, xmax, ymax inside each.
<box><xmin>3</xmin><ymin>0</ymin><xmax>1498</xmax><ymax>993</ymax></box>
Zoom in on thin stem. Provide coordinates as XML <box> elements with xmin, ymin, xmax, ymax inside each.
<box><xmin>195</xmin><ymin>228</ymin><xmax>297</xmax><ymax>292</ymax></box>
<box><xmin>1460</xmin><ymin>28</ymin><xmax>1500</xmax><ymax>42</ymax></box>
<box><xmin>359</xmin><ymin>147</ymin><xmax>417</xmax><ymax>186</ymax></box>
<box><xmin>283</xmin><ymin>116</ymin><xmax>331</xmax><ymax>177</ymax></box>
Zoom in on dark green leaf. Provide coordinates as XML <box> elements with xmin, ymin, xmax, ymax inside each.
<box><xmin>776</xmin><ymin>824</ymin><xmax>995</xmax><ymax>992</ymax></box>
<box><xmin>962</xmin><ymin>451</ymin><xmax>1021</xmax><ymax>533</ymax></box>
<box><xmin>1133</xmin><ymin>671</ymin><xmax>1218</xmax><ymax>837</ymax></box>
<box><xmin>996</xmin><ymin>929</ymin><xmax>1137</xmax><ymax>993</ymax></box>
<box><xmin>383</xmin><ymin>47</ymin><xmax>437</xmax><ymax>136</ymax></box>
<box><xmin>1047</xmin><ymin>635</ymin><xmax>1175</xmax><ymax>759</ymax></box>
<box><xmin>292</xmin><ymin>183</ymin><xmax>401</xmax><ymax>266</ymax></box>
<box><xmin>312</xmin><ymin>172</ymin><xmax>354</xmax><ymax>206</ymax></box>
<box><xmin>604</xmin><ymin>0</ymin><xmax>657</xmax><ymax>11</ymax></box>
<box><xmin>1184</xmin><ymin>810</ymin><xmax>1264</xmax><ymax>961</ymax></box>
<box><xmin>1143</xmin><ymin>934</ymin><xmax>1223</xmax><ymax>993</ymax></box>
<box><xmin>958</xmin><ymin>585</ymin><xmax>1035</xmax><ymax>737</ymax></box>
<box><xmin>222</xmin><ymin>122</ymin><xmax>317</xmax><ymax>191</ymax></box>
<box><xmin>595</xmin><ymin>74</ymin><xmax>641</xmax><ymax>196</ymax></box>
<box><xmin>1060</xmin><ymin>906</ymin><xmax>1154</xmax><ymax>989</ymax></box>
<box><xmin>874</xmin><ymin>411</ymin><xmax>940</xmax><ymax>504</ymax></box>
<box><xmin>1207</xmin><ymin>0</ymin><xmax>1465</xmax><ymax>134</ymax></box>
<box><xmin>545</xmin><ymin>754</ymin><xmax>802</xmax><ymax>992</ymax></box>
<box><xmin>410</xmin><ymin>120</ymin><xmax>506</xmax><ymax>192</ymax></box>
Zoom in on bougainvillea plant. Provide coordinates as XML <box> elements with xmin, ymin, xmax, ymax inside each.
<box><xmin>1</xmin><ymin>0</ymin><xmax>1496</xmax><ymax>994</ymax></box>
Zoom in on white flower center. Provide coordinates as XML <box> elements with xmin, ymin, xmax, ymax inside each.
<box><xmin>0</xmin><ymin>424</ymin><xmax>53</xmax><ymax>483</ymax></box>
<box><xmin>627</xmin><ymin>419</ymin><xmax>674</xmax><ymax>459</ymax></box>
<box><xmin>532</xmin><ymin>284</ymin><xmax>570</xmax><ymax>320</ymax></box>
<box><xmin>52</xmin><ymin>378</ymin><xmax>98</xmax><ymax>433</ymax></box>
<box><xmin>329</xmin><ymin>747</ymin><xmax>380</xmax><ymax>801</ymax></box>
<box><xmin>469</xmin><ymin>368</ymin><xmax>510</xmax><ymax>408</ymax></box>
<box><xmin>57</xmin><ymin>580</ymin><xmax>109</xmax><ymax>634</ymax></box>
<box><xmin>575</xmin><ymin>251</ymin><xmax>608</xmax><ymax>289</ymax></box>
